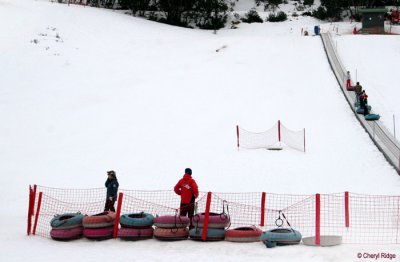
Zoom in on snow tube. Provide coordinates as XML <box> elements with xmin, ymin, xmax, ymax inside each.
<box><xmin>83</xmin><ymin>211</ymin><xmax>116</xmax><ymax>228</ymax></box>
<box><xmin>153</xmin><ymin>227</ymin><xmax>189</xmax><ymax>241</ymax></box>
<box><xmin>225</xmin><ymin>226</ymin><xmax>262</xmax><ymax>242</ymax></box>
<box><xmin>192</xmin><ymin>212</ymin><xmax>230</xmax><ymax>229</ymax></box>
<box><xmin>50</xmin><ymin>212</ymin><xmax>85</xmax><ymax>229</ymax></box>
<box><xmin>346</xmin><ymin>85</ymin><xmax>355</xmax><ymax>91</ymax></box>
<box><xmin>365</xmin><ymin>114</ymin><xmax>380</xmax><ymax>121</ymax></box>
<box><xmin>118</xmin><ymin>227</ymin><xmax>154</xmax><ymax>240</ymax></box>
<box><xmin>83</xmin><ymin>226</ymin><xmax>114</xmax><ymax>240</ymax></box>
<box><xmin>189</xmin><ymin>228</ymin><xmax>225</xmax><ymax>241</ymax></box>
<box><xmin>50</xmin><ymin>227</ymin><xmax>83</xmax><ymax>241</ymax></box>
<box><xmin>153</xmin><ymin>215</ymin><xmax>190</xmax><ymax>228</ymax></box>
<box><xmin>356</xmin><ymin>105</ymin><xmax>372</xmax><ymax>114</ymax></box>
<box><xmin>119</xmin><ymin>212</ymin><xmax>154</xmax><ymax>228</ymax></box>
<box><xmin>261</xmin><ymin>228</ymin><xmax>302</xmax><ymax>248</ymax></box>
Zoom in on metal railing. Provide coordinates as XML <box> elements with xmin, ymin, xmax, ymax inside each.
<box><xmin>320</xmin><ymin>32</ymin><xmax>400</xmax><ymax>174</ymax></box>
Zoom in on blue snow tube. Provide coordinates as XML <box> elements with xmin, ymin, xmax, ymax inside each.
<box><xmin>365</xmin><ymin>114</ymin><xmax>380</xmax><ymax>121</ymax></box>
<box><xmin>51</xmin><ymin>212</ymin><xmax>85</xmax><ymax>229</ymax></box>
<box><xmin>260</xmin><ymin>228</ymin><xmax>302</xmax><ymax>248</ymax></box>
<box><xmin>189</xmin><ymin>228</ymin><xmax>226</xmax><ymax>241</ymax></box>
<box><xmin>356</xmin><ymin>105</ymin><xmax>372</xmax><ymax>114</ymax></box>
<box><xmin>120</xmin><ymin>212</ymin><xmax>154</xmax><ymax>228</ymax></box>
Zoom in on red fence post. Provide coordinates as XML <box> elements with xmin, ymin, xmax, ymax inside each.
<box><xmin>278</xmin><ymin>120</ymin><xmax>281</xmax><ymax>142</ymax></box>
<box><xmin>315</xmin><ymin>193</ymin><xmax>320</xmax><ymax>245</ymax></box>
<box><xmin>27</xmin><ymin>185</ymin><xmax>33</xmax><ymax>235</ymax></box>
<box><xmin>236</xmin><ymin>125</ymin><xmax>240</xmax><ymax>149</ymax></box>
<box><xmin>113</xmin><ymin>192</ymin><xmax>124</xmax><ymax>238</ymax></box>
<box><xmin>33</xmin><ymin>192</ymin><xmax>43</xmax><ymax>235</ymax></box>
<box><xmin>32</xmin><ymin>184</ymin><xmax>37</xmax><ymax>216</ymax></box>
<box><xmin>345</xmin><ymin>191</ymin><xmax>350</xmax><ymax>228</ymax></box>
<box><xmin>260</xmin><ymin>192</ymin><xmax>266</xmax><ymax>226</ymax></box>
<box><xmin>201</xmin><ymin>192</ymin><xmax>212</xmax><ymax>241</ymax></box>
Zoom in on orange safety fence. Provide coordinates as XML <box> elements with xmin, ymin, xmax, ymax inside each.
<box><xmin>28</xmin><ymin>185</ymin><xmax>400</xmax><ymax>244</ymax></box>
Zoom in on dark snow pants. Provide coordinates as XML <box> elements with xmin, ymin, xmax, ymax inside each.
<box><xmin>104</xmin><ymin>196</ymin><xmax>117</xmax><ymax>212</ymax></box>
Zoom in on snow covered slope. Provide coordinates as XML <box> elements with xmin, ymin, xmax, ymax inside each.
<box><xmin>0</xmin><ymin>0</ymin><xmax>399</xmax><ymax>261</ymax></box>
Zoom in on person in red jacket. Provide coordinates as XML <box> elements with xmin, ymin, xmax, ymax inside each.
<box><xmin>346</xmin><ymin>71</ymin><xmax>351</xmax><ymax>88</ymax></box>
<box><xmin>174</xmin><ymin>168</ymin><xmax>199</xmax><ymax>228</ymax></box>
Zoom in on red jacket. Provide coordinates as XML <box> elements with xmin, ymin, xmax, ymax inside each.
<box><xmin>174</xmin><ymin>174</ymin><xmax>199</xmax><ymax>204</ymax></box>
<box><xmin>360</xmin><ymin>94</ymin><xmax>368</xmax><ymax>101</ymax></box>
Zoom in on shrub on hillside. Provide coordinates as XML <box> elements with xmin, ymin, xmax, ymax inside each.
<box><xmin>198</xmin><ymin>16</ymin><xmax>228</xmax><ymax>30</ymax></box>
<box><xmin>241</xmin><ymin>9</ymin><xmax>264</xmax><ymax>23</ymax></box>
<box><xmin>267</xmin><ymin>11</ymin><xmax>287</xmax><ymax>22</ymax></box>
<box><xmin>303</xmin><ymin>0</ymin><xmax>314</xmax><ymax>6</ymax></box>
<box><xmin>312</xmin><ymin>6</ymin><xmax>327</xmax><ymax>20</ymax></box>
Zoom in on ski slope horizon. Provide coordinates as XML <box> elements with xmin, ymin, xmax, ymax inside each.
<box><xmin>1</xmin><ymin>1</ymin><xmax>400</xmax><ymax>261</ymax></box>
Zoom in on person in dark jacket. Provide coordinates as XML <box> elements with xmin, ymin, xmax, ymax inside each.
<box><xmin>354</xmin><ymin>82</ymin><xmax>363</xmax><ymax>103</ymax></box>
<box><xmin>359</xmin><ymin>90</ymin><xmax>368</xmax><ymax>109</ymax></box>
<box><xmin>360</xmin><ymin>91</ymin><xmax>369</xmax><ymax>116</ymax></box>
<box><xmin>104</xmin><ymin>170</ymin><xmax>119</xmax><ymax>212</ymax></box>
<box><xmin>174</xmin><ymin>168</ymin><xmax>199</xmax><ymax>228</ymax></box>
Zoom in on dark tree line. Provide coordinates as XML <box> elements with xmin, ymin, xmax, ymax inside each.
<box><xmin>319</xmin><ymin>0</ymin><xmax>400</xmax><ymax>20</ymax></box>
<box><xmin>118</xmin><ymin>0</ymin><xmax>228</xmax><ymax>29</ymax></box>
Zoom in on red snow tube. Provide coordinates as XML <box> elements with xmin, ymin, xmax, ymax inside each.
<box><xmin>225</xmin><ymin>226</ymin><xmax>262</xmax><ymax>242</ymax></box>
<box><xmin>83</xmin><ymin>227</ymin><xmax>114</xmax><ymax>240</ymax></box>
<box><xmin>153</xmin><ymin>215</ymin><xmax>190</xmax><ymax>228</ymax></box>
<box><xmin>83</xmin><ymin>211</ymin><xmax>116</xmax><ymax>228</ymax></box>
<box><xmin>153</xmin><ymin>227</ymin><xmax>189</xmax><ymax>241</ymax></box>
<box><xmin>50</xmin><ymin>227</ymin><xmax>83</xmax><ymax>241</ymax></box>
<box><xmin>192</xmin><ymin>212</ymin><xmax>230</xmax><ymax>228</ymax></box>
<box><xmin>118</xmin><ymin>227</ymin><xmax>154</xmax><ymax>240</ymax></box>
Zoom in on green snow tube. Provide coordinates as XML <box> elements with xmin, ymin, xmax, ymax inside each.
<box><xmin>365</xmin><ymin>114</ymin><xmax>380</xmax><ymax>121</ymax></box>
<box><xmin>189</xmin><ymin>228</ymin><xmax>226</xmax><ymax>241</ymax></box>
<box><xmin>260</xmin><ymin>228</ymin><xmax>302</xmax><ymax>248</ymax></box>
<box><xmin>50</xmin><ymin>212</ymin><xmax>85</xmax><ymax>229</ymax></box>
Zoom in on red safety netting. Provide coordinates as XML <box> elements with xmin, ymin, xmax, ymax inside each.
<box><xmin>28</xmin><ymin>185</ymin><xmax>400</xmax><ymax>244</ymax></box>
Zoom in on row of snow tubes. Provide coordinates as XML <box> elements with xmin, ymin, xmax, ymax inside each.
<box><xmin>50</xmin><ymin>212</ymin><xmax>302</xmax><ymax>245</ymax></box>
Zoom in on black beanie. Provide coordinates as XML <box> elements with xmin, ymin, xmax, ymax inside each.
<box><xmin>185</xmin><ymin>168</ymin><xmax>192</xmax><ymax>175</ymax></box>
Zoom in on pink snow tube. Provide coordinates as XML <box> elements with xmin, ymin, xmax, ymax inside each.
<box><xmin>192</xmin><ymin>212</ymin><xmax>230</xmax><ymax>228</ymax></box>
<box><xmin>118</xmin><ymin>227</ymin><xmax>154</xmax><ymax>240</ymax></box>
<box><xmin>83</xmin><ymin>226</ymin><xmax>114</xmax><ymax>240</ymax></box>
<box><xmin>50</xmin><ymin>227</ymin><xmax>83</xmax><ymax>241</ymax></box>
<box><xmin>225</xmin><ymin>226</ymin><xmax>262</xmax><ymax>242</ymax></box>
<box><xmin>153</xmin><ymin>215</ymin><xmax>190</xmax><ymax>228</ymax></box>
<box><xmin>153</xmin><ymin>227</ymin><xmax>189</xmax><ymax>241</ymax></box>
<box><xmin>83</xmin><ymin>211</ymin><xmax>116</xmax><ymax>228</ymax></box>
